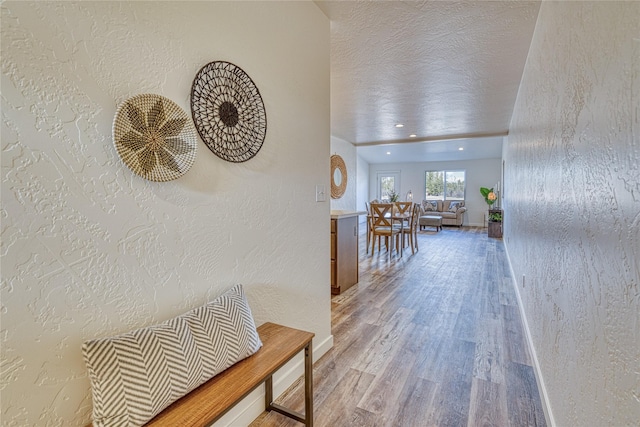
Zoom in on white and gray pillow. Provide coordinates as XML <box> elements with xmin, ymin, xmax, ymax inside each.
<box><xmin>448</xmin><ymin>201</ymin><xmax>462</xmax><ymax>212</ymax></box>
<box><xmin>422</xmin><ymin>200</ymin><xmax>438</xmax><ymax>211</ymax></box>
<box><xmin>82</xmin><ymin>284</ymin><xmax>262</xmax><ymax>427</ymax></box>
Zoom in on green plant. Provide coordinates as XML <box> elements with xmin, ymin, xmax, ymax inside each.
<box><xmin>388</xmin><ymin>190</ymin><xmax>399</xmax><ymax>202</ymax></box>
<box><xmin>488</xmin><ymin>212</ymin><xmax>502</xmax><ymax>222</ymax></box>
<box><xmin>480</xmin><ymin>187</ymin><xmax>497</xmax><ymax>206</ymax></box>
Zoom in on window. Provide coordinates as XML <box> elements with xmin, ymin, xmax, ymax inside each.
<box><xmin>377</xmin><ymin>172</ymin><xmax>400</xmax><ymax>201</ymax></box>
<box><xmin>425</xmin><ymin>170</ymin><xmax>465</xmax><ymax>201</ymax></box>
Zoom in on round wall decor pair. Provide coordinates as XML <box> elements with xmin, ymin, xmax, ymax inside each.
<box><xmin>113</xmin><ymin>61</ymin><xmax>267</xmax><ymax>181</ymax></box>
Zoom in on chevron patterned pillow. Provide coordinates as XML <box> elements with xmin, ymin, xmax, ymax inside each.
<box><xmin>82</xmin><ymin>284</ymin><xmax>263</xmax><ymax>427</ymax></box>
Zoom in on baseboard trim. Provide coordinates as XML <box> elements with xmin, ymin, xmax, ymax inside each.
<box><xmin>215</xmin><ymin>333</ymin><xmax>334</xmax><ymax>426</ymax></box>
<box><xmin>467</xmin><ymin>222</ymin><xmax>485</xmax><ymax>227</ymax></box>
<box><xmin>503</xmin><ymin>241</ymin><xmax>556</xmax><ymax>427</ymax></box>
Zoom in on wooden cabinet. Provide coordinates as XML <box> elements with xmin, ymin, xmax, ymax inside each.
<box><xmin>331</xmin><ymin>215</ymin><xmax>359</xmax><ymax>295</ymax></box>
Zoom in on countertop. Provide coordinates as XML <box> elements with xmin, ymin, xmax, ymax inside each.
<box><xmin>330</xmin><ymin>210</ymin><xmax>367</xmax><ymax>219</ymax></box>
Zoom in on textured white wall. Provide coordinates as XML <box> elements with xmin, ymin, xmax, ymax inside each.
<box><xmin>356</xmin><ymin>155</ymin><xmax>370</xmax><ymax>222</ymax></box>
<box><xmin>329</xmin><ymin>136</ymin><xmax>357</xmax><ymax>210</ymax></box>
<box><xmin>505</xmin><ymin>2</ymin><xmax>639</xmax><ymax>426</ymax></box>
<box><xmin>368</xmin><ymin>159</ymin><xmax>502</xmax><ymax>225</ymax></box>
<box><xmin>1</xmin><ymin>1</ymin><xmax>331</xmax><ymax>425</ymax></box>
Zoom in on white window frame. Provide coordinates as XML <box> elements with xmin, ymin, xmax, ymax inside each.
<box><xmin>424</xmin><ymin>170</ymin><xmax>466</xmax><ymax>201</ymax></box>
<box><xmin>376</xmin><ymin>171</ymin><xmax>400</xmax><ymax>201</ymax></box>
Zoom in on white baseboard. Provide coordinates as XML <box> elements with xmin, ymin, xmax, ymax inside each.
<box><xmin>503</xmin><ymin>242</ymin><xmax>556</xmax><ymax>427</ymax></box>
<box><xmin>214</xmin><ymin>333</ymin><xmax>334</xmax><ymax>426</ymax></box>
<box><xmin>466</xmin><ymin>222</ymin><xmax>485</xmax><ymax>227</ymax></box>
<box><xmin>313</xmin><ymin>333</ymin><xmax>335</xmax><ymax>364</ymax></box>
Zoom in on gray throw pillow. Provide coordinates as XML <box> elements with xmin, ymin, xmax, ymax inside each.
<box><xmin>422</xmin><ymin>200</ymin><xmax>437</xmax><ymax>211</ymax></box>
<box><xmin>82</xmin><ymin>284</ymin><xmax>262</xmax><ymax>427</ymax></box>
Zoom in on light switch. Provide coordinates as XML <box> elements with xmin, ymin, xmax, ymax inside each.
<box><xmin>316</xmin><ymin>185</ymin><xmax>326</xmax><ymax>202</ymax></box>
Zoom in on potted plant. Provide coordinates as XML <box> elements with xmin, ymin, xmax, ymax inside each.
<box><xmin>481</xmin><ymin>187</ymin><xmax>502</xmax><ymax>237</ymax></box>
<box><xmin>480</xmin><ymin>187</ymin><xmax>497</xmax><ymax>206</ymax></box>
<box><xmin>488</xmin><ymin>211</ymin><xmax>502</xmax><ymax>222</ymax></box>
<box><xmin>388</xmin><ymin>190</ymin><xmax>399</xmax><ymax>202</ymax></box>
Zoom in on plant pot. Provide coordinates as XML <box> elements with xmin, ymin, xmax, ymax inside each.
<box><xmin>488</xmin><ymin>221</ymin><xmax>502</xmax><ymax>238</ymax></box>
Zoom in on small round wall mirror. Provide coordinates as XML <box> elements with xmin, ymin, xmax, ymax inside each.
<box><xmin>330</xmin><ymin>154</ymin><xmax>347</xmax><ymax>199</ymax></box>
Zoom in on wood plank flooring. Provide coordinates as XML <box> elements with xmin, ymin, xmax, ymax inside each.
<box><xmin>250</xmin><ymin>226</ymin><xmax>547</xmax><ymax>427</ymax></box>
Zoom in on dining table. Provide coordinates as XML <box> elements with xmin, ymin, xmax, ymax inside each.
<box><xmin>367</xmin><ymin>203</ymin><xmax>414</xmax><ymax>256</ymax></box>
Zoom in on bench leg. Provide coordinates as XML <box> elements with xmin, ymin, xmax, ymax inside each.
<box><xmin>265</xmin><ymin>375</ymin><xmax>273</xmax><ymax>413</ymax></box>
<box><xmin>265</xmin><ymin>342</ymin><xmax>313</xmax><ymax>426</ymax></box>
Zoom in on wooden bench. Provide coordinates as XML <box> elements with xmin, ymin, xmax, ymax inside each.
<box><xmin>143</xmin><ymin>322</ymin><xmax>314</xmax><ymax>426</ymax></box>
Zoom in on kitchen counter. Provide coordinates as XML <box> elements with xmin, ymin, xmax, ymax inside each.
<box><xmin>330</xmin><ymin>210</ymin><xmax>366</xmax><ymax>219</ymax></box>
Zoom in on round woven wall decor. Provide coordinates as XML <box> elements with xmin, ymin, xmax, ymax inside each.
<box><xmin>113</xmin><ymin>94</ymin><xmax>197</xmax><ymax>182</ymax></box>
<box><xmin>331</xmin><ymin>154</ymin><xmax>347</xmax><ymax>199</ymax></box>
<box><xmin>191</xmin><ymin>61</ymin><xmax>267</xmax><ymax>163</ymax></box>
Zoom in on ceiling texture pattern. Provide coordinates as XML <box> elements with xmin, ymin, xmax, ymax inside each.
<box><xmin>315</xmin><ymin>0</ymin><xmax>541</xmax><ymax>163</ymax></box>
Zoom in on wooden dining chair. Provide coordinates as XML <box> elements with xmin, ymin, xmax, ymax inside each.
<box><xmin>402</xmin><ymin>203</ymin><xmax>421</xmax><ymax>254</ymax></box>
<box><xmin>365</xmin><ymin>200</ymin><xmax>381</xmax><ymax>254</ymax></box>
<box><xmin>370</xmin><ymin>203</ymin><xmax>402</xmax><ymax>259</ymax></box>
<box><xmin>394</xmin><ymin>201</ymin><xmax>412</xmax><ymax>216</ymax></box>
<box><xmin>394</xmin><ymin>201</ymin><xmax>413</xmax><ymax>240</ymax></box>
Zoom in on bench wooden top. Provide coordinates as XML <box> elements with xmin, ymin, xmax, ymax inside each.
<box><xmin>144</xmin><ymin>322</ymin><xmax>314</xmax><ymax>426</ymax></box>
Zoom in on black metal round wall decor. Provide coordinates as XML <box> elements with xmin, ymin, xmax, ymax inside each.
<box><xmin>190</xmin><ymin>61</ymin><xmax>267</xmax><ymax>163</ymax></box>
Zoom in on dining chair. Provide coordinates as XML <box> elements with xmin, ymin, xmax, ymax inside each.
<box><xmin>394</xmin><ymin>201</ymin><xmax>412</xmax><ymax>216</ymax></box>
<box><xmin>394</xmin><ymin>201</ymin><xmax>413</xmax><ymax>237</ymax></box>
<box><xmin>365</xmin><ymin>200</ymin><xmax>381</xmax><ymax>254</ymax></box>
<box><xmin>370</xmin><ymin>203</ymin><xmax>402</xmax><ymax>259</ymax></box>
<box><xmin>402</xmin><ymin>203</ymin><xmax>420</xmax><ymax>254</ymax></box>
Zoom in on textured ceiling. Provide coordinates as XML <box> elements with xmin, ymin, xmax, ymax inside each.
<box><xmin>316</xmin><ymin>0</ymin><xmax>541</xmax><ymax>162</ymax></box>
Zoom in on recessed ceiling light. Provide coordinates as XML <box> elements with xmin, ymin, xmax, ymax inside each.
<box><xmin>386</xmin><ymin>151</ymin><xmax>391</xmax><ymax>155</ymax></box>
<box><xmin>459</xmin><ymin>147</ymin><xmax>464</xmax><ymax>151</ymax></box>
<box><xmin>409</xmin><ymin>134</ymin><xmax>417</xmax><ymax>138</ymax></box>
<box><xmin>395</xmin><ymin>124</ymin><xmax>404</xmax><ymax>128</ymax></box>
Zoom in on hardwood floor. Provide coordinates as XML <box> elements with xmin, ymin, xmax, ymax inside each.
<box><xmin>250</xmin><ymin>226</ymin><xmax>547</xmax><ymax>427</ymax></box>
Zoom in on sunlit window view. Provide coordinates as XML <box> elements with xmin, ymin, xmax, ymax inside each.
<box><xmin>425</xmin><ymin>170</ymin><xmax>465</xmax><ymax>200</ymax></box>
<box><xmin>380</xmin><ymin>176</ymin><xmax>395</xmax><ymax>201</ymax></box>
